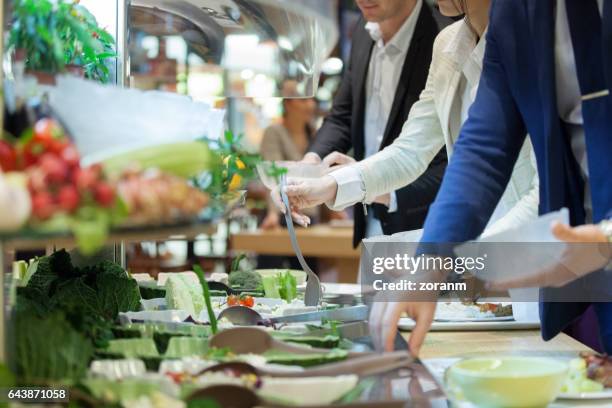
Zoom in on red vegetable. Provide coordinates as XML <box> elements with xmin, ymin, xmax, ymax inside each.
<box><xmin>39</xmin><ymin>153</ymin><xmax>69</xmax><ymax>184</ymax></box>
<box><xmin>31</xmin><ymin>192</ymin><xmax>55</xmax><ymax>220</ymax></box>
<box><xmin>23</xmin><ymin>118</ymin><xmax>67</xmax><ymax>166</ymax></box>
<box><xmin>60</xmin><ymin>144</ymin><xmax>80</xmax><ymax>168</ymax></box>
<box><xmin>239</xmin><ymin>295</ymin><xmax>254</xmax><ymax>308</ymax></box>
<box><xmin>227</xmin><ymin>295</ymin><xmax>240</xmax><ymax>307</ymax></box>
<box><xmin>73</xmin><ymin>167</ymin><xmax>98</xmax><ymax>191</ymax></box>
<box><xmin>93</xmin><ymin>182</ymin><xmax>115</xmax><ymax>207</ymax></box>
<box><xmin>0</xmin><ymin>140</ymin><xmax>17</xmax><ymax>171</ymax></box>
<box><xmin>58</xmin><ymin>185</ymin><xmax>80</xmax><ymax>213</ymax></box>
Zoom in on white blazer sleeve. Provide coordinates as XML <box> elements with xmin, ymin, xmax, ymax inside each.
<box><xmin>482</xmin><ymin>141</ymin><xmax>540</xmax><ymax>237</ymax></box>
<box><xmin>354</xmin><ymin>50</ymin><xmax>447</xmax><ymax>205</ymax></box>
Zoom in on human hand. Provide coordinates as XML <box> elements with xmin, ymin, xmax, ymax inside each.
<box><xmin>301</xmin><ymin>152</ymin><xmax>322</xmax><ymax>165</ymax></box>
<box><xmin>487</xmin><ymin>222</ymin><xmax>611</xmax><ymax>290</ymax></box>
<box><xmin>270</xmin><ymin>183</ymin><xmax>312</xmax><ymax>227</ymax></box>
<box><xmin>270</xmin><ymin>175</ymin><xmax>338</xmax><ymax>226</ymax></box>
<box><xmin>368</xmin><ymin>260</ymin><xmax>445</xmax><ymax>355</ymax></box>
<box><xmin>369</xmin><ymin>300</ymin><xmax>436</xmax><ymax>356</ymax></box>
<box><xmin>260</xmin><ymin>211</ymin><xmax>281</xmax><ymax>230</ymax></box>
<box><xmin>322</xmin><ymin>152</ymin><xmax>356</xmax><ymax>168</ymax></box>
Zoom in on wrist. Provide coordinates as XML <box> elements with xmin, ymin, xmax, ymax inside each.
<box><xmin>600</xmin><ymin>220</ymin><xmax>612</xmax><ymax>243</ymax></box>
<box><xmin>302</xmin><ymin>152</ymin><xmax>321</xmax><ymax>164</ymax></box>
<box><xmin>323</xmin><ymin>175</ymin><xmax>339</xmax><ymax>203</ymax></box>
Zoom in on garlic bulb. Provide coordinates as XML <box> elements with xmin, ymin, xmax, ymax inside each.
<box><xmin>0</xmin><ymin>172</ymin><xmax>31</xmax><ymax>231</ymax></box>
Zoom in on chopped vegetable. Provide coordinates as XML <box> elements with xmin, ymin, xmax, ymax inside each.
<box><xmin>227</xmin><ymin>295</ymin><xmax>240</xmax><ymax>307</ymax></box>
<box><xmin>262</xmin><ymin>275</ymin><xmax>281</xmax><ymax>299</ymax></box>
<box><xmin>264</xmin><ymin>349</ymin><xmax>348</xmax><ymax>368</ymax></box>
<box><xmin>228</xmin><ymin>269</ymin><xmax>263</xmax><ymax>291</ymax></box>
<box><xmin>563</xmin><ymin>358</ymin><xmax>605</xmax><ymax>394</ymax></box>
<box><xmin>277</xmin><ymin>271</ymin><xmax>297</xmax><ymax>302</ymax></box>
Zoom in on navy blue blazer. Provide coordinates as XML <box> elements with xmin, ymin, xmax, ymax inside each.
<box><xmin>419</xmin><ymin>0</ymin><xmax>612</xmax><ymax>341</ymax></box>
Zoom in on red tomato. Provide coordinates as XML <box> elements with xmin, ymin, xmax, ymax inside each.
<box><xmin>73</xmin><ymin>167</ymin><xmax>98</xmax><ymax>191</ymax></box>
<box><xmin>93</xmin><ymin>182</ymin><xmax>115</xmax><ymax>207</ymax></box>
<box><xmin>227</xmin><ymin>295</ymin><xmax>239</xmax><ymax>306</ymax></box>
<box><xmin>165</xmin><ymin>372</ymin><xmax>184</xmax><ymax>384</ymax></box>
<box><xmin>58</xmin><ymin>185</ymin><xmax>80</xmax><ymax>213</ymax></box>
<box><xmin>31</xmin><ymin>191</ymin><xmax>55</xmax><ymax>220</ymax></box>
<box><xmin>39</xmin><ymin>153</ymin><xmax>69</xmax><ymax>184</ymax></box>
<box><xmin>22</xmin><ymin>119</ymin><xmax>67</xmax><ymax>166</ymax></box>
<box><xmin>34</xmin><ymin>118</ymin><xmax>64</xmax><ymax>144</ymax></box>
<box><xmin>0</xmin><ymin>140</ymin><xmax>17</xmax><ymax>171</ymax></box>
<box><xmin>239</xmin><ymin>295</ymin><xmax>254</xmax><ymax>308</ymax></box>
<box><xmin>60</xmin><ymin>144</ymin><xmax>81</xmax><ymax>168</ymax></box>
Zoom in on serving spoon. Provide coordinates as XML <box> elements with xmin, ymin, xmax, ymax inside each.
<box><xmin>280</xmin><ymin>174</ymin><xmax>322</xmax><ymax>306</ymax></box>
<box><xmin>200</xmin><ymin>351</ymin><xmax>413</xmax><ymax>378</ymax></box>
<box><xmin>208</xmin><ymin>326</ymin><xmax>337</xmax><ymax>355</ymax></box>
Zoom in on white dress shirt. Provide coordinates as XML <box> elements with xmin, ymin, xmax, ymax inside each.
<box><xmin>330</xmin><ymin>20</ymin><xmax>540</xmax><ymax>236</ymax></box>
<box><xmin>554</xmin><ymin>0</ymin><xmax>603</xmax><ymax>223</ymax></box>
<box><xmin>359</xmin><ymin>0</ymin><xmax>422</xmax><ymax>238</ymax></box>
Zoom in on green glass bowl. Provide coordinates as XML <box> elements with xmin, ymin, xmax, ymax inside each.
<box><xmin>446</xmin><ymin>356</ymin><xmax>568</xmax><ymax>407</ymax></box>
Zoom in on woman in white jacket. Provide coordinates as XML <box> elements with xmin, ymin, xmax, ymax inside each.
<box><xmin>282</xmin><ymin>0</ymin><xmax>539</xmax><ymax>238</ymax></box>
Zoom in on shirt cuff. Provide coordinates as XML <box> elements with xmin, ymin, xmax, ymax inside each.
<box><xmin>327</xmin><ymin>166</ymin><xmax>365</xmax><ymax>211</ymax></box>
<box><xmin>388</xmin><ymin>191</ymin><xmax>398</xmax><ymax>213</ymax></box>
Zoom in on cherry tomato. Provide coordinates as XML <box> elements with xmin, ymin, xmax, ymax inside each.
<box><xmin>165</xmin><ymin>372</ymin><xmax>184</xmax><ymax>384</ymax></box>
<box><xmin>227</xmin><ymin>295</ymin><xmax>240</xmax><ymax>306</ymax></box>
<box><xmin>0</xmin><ymin>140</ymin><xmax>17</xmax><ymax>171</ymax></box>
<box><xmin>22</xmin><ymin>119</ymin><xmax>67</xmax><ymax>166</ymax></box>
<box><xmin>34</xmin><ymin>118</ymin><xmax>64</xmax><ymax>144</ymax></box>
<box><xmin>239</xmin><ymin>295</ymin><xmax>254</xmax><ymax>308</ymax></box>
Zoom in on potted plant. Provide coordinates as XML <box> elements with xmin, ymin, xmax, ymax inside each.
<box><xmin>8</xmin><ymin>0</ymin><xmax>116</xmax><ymax>83</ymax></box>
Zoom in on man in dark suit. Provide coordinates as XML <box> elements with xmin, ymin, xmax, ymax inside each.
<box><xmin>373</xmin><ymin>0</ymin><xmax>612</xmax><ymax>355</ymax></box>
<box><xmin>302</xmin><ymin>0</ymin><xmax>447</xmax><ymax>247</ymax></box>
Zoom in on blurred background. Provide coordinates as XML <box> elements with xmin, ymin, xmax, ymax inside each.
<box><xmin>7</xmin><ymin>0</ymin><xmax>450</xmax><ymax>282</ymax></box>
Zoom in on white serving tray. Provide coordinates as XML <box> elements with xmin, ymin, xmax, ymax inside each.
<box><xmin>399</xmin><ymin>318</ymin><xmax>540</xmax><ymax>331</ymax></box>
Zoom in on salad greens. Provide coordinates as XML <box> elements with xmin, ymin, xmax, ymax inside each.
<box><xmin>228</xmin><ymin>269</ymin><xmax>263</xmax><ymax>292</ymax></box>
<box><xmin>262</xmin><ymin>270</ymin><xmax>298</xmax><ymax>302</ymax></box>
<box><xmin>264</xmin><ymin>349</ymin><xmax>348</xmax><ymax>368</ymax></box>
<box><xmin>15</xmin><ymin>309</ymin><xmax>93</xmax><ymax>382</ymax></box>
<box><xmin>14</xmin><ymin>250</ymin><xmax>141</xmax><ymax>381</ymax></box>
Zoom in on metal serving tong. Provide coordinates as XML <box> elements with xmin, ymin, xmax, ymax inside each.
<box><xmin>280</xmin><ymin>174</ymin><xmax>322</xmax><ymax>306</ymax></box>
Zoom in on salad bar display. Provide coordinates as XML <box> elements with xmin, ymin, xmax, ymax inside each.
<box><xmin>5</xmin><ymin>250</ymin><xmax>432</xmax><ymax>407</ymax></box>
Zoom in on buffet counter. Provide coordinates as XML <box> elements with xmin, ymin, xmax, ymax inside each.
<box><xmin>418</xmin><ymin>330</ymin><xmax>590</xmax><ymax>360</ymax></box>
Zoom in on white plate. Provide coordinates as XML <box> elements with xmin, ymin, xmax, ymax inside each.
<box><xmin>557</xmin><ymin>389</ymin><xmax>612</xmax><ymax>400</ymax></box>
<box><xmin>434</xmin><ymin>316</ymin><xmax>514</xmax><ymax>322</ymax></box>
<box><xmin>119</xmin><ymin>310</ymin><xmax>190</xmax><ymax>324</ymax></box>
<box><xmin>399</xmin><ymin>318</ymin><xmax>540</xmax><ymax>331</ymax></box>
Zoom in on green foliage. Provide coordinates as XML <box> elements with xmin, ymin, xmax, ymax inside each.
<box><xmin>19</xmin><ymin>250</ymin><xmax>141</xmax><ymax>348</ymax></box>
<box><xmin>9</xmin><ymin>0</ymin><xmax>117</xmax><ymax>83</ymax></box>
<box><xmin>187</xmin><ymin>399</ymin><xmax>222</xmax><ymax>408</ymax></box>
<box><xmin>265</xmin><ymin>161</ymin><xmax>289</xmax><ymax>184</ymax></box>
<box><xmin>194</xmin><ymin>132</ymin><xmax>261</xmax><ymax>197</ymax></box>
<box><xmin>15</xmin><ymin>307</ymin><xmax>94</xmax><ymax>382</ymax></box>
<box><xmin>228</xmin><ymin>270</ymin><xmax>263</xmax><ymax>291</ymax></box>
<box><xmin>230</xmin><ymin>253</ymin><xmax>248</xmax><ymax>273</ymax></box>
<box><xmin>194</xmin><ymin>265</ymin><xmax>218</xmax><ymax>335</ymax></box>
<box><xmin>276</xmin><ymin>270</ymin><xmax>297</xmax><ymax>302</ymax></box>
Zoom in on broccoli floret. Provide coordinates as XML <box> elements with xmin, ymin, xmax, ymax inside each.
<box><xmin>228</xmin><ymin>270</ymin><xmax>262</xmax><ymax>291</ymax></box>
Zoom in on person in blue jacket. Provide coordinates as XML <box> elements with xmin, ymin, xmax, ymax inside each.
<box><xmin>369</xmin><ymin>0</ymin><xmax>612</xmax><ymax>355</ymax></box>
